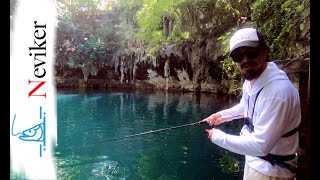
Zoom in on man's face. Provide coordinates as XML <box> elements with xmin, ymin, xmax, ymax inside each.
<box><xmin>230</xmin><ymin>46</ymin><xmax>268</xmax><ymax>81</ymax></box>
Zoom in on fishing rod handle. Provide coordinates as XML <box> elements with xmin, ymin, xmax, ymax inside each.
<box><xmin>198</xmin><ymin>120</ymin><xmax>207</xmax><ymax>124</ymax></box>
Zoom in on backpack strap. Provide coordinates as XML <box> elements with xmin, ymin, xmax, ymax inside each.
<box><xmin>259</xmin><ymin>154</ymin><xmax>297</xmax><ymax>173</ymax></box>
<box><xmin>244</xmin><ymin>87</ymin><xmax>299</xmax><ymax>173</ymax></box>
<box><xmin>245</xmin><ymin>87</ymin><xmax>264</xmax><ymax>132</ymax></box>
<box><xmin>245</xmin><ymin>87</ymin><xmax>299</xmax><ymax>137</ymax></box>
<box><xmin>282</xmin><ymin>127</ymin><xmax>299</xmax><ymax>138</ymax></box>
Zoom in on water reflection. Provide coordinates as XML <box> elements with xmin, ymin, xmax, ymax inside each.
<box><xmin>55</xmin><ymin>89</ymin><xmax>242</xmax><ymax>180</ymax></box>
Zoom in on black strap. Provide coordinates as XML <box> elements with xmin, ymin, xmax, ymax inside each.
<box><xmin>259</xmin><ymin>154</ymin><xmax>297</xmax><ymax>173</ymax></box>
<box><xmin>282</xmin><ymin>127</ymin><xmax>299</xmax><ymax>138</ymax></box>
<box><xmin>246</xmin><ymin>121</ymin><xmax>299</xmax><ymax>138</ymax></box>
<box><xmin>244</xmin><ymin>88</ymin><xmax>264</xmax><ymax>132</ymax></box>
<box><xmin>244</xmin><ymin>118</ymin><xmax>254</xmax><ymax>132</ymax></box>
<box><xmin>245</xmin><ymin>87</ymin><xmax>299</xmax><ymax>137</ymax></box>
<box><xmin>262</xmin><ymin>154</ymin><xmax>296</xmax><ymax>162</ymax></box>
<box><xmin>248</xmin><ymin>88</ymin><xmax>264</xmax><ymax>122</ymax></box>
<box><xmin>245</xmin><ymin>87</ymin><xmax>298</xmax><ymax>173</ymax></box>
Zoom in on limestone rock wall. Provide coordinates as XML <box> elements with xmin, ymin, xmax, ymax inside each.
<box><xmin>55</xmin><ymin>41</ymin><xmax>228</xmax><ymax>94</ymax></box>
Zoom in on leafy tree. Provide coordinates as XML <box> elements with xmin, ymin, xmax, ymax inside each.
<box><xmin>54</xmin><ymin>0</ymin><xmax>309</xmax><ymax>94</ymax></box>
<box><xmin>55</xmin><ymin>0</ymin><xmax>124</xmax><ymax>73</ymax></box>
<box><xmin>251</xmin><ymin>0</ymin><xmax>310</xmax><ymax>60</ymax></box>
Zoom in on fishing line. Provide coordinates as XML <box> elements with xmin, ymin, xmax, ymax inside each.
<box><xmin>58</xmin><ymin>114</ymin><xmax>243</xmax><ymax>150</ymax></box>
<box><xmin>102</xmin><ymin>120</ymin><xmax>207</xmax><ymax>142</ymax></box>
<box><xmin>59</xmin><ymin>120</ymin><xmax>207</xmax><ymax>151</ymax></box>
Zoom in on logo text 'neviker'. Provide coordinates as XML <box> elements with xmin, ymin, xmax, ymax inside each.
<box><xmin>29</xmin><ymin>21</ymin><xmax>47</xmax><ymax>97</ymax></box>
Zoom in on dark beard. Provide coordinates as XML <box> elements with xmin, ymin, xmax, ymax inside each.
<box><xmin>242</xmin><ymin>69</ymin><xmax>260</xmax><ymax>80</ymax></box>
<box><xmin>240</xmin><ymin>61</ymin><xmax>261</xmax><ymax>80</ymax></box>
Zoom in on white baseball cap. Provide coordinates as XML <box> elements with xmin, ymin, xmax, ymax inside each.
<box><xmin>229</xmin><ymin>28</ymin><xmax>266</xmax><ymax>53</ymax></box>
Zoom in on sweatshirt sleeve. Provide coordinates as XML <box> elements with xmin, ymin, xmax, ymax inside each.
<box><xmin>217</xmin><ymin>95</ymin><xmax>245</xmax><ymax>120</ymax></box>
<box><xmin>211</xmin><ymin>97</ymin><xmax>292</xmax><ymax>156</ymax></box>
<box><xmin>218</xmin><ymin>102</ymin><xmax>244</xmax><ymax>117</ymax></box>
<box><xmin>218</xmin><ymin>83</ymin><xmax>246</xmax><ymax>118</ymax></box>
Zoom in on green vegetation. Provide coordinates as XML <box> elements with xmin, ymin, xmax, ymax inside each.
<box><xmin>218</xmin><ymin>151</ymin><xmax>241</xmax><ymax>174</ymax></box>
<box><xmin>251</xmin><ymin>0</ymin><xmax>310</xmax><ymax>60</ymax></box>
<box><xmin>9</xmin><ymin>0</ymin><xmax>310</xmax><ymax>177</ymax></box>
<box><xmin>10</xmin><ymin>0</ymin><xmax>309</xmax><ymax>94</ymax></box>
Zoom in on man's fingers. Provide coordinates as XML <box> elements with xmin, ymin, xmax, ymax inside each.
<box><xmin>208</xmin><ymin>119</ymin><xmax>216</xmax><ymax>126</ymax></box>
<box><xmin>201</xmin><ymin>118</ymin><xmax>213</xmax><ymax>125</ymax></box>
<box><xmin>202</xmin><ymin>118</ymin><xmax>209</xmax><ymax>123</ymax></box>
<box><xmin>205</xmin><ymin>129</ymin><xmax>210</xmax><ymax>137</ymax></box>
<box><xmin>202</xmin><ymin>117</ymin><xmax>220</xmax><ymax>126</ymax></box>
<box><xmin>215</xmin><ymin>118</ymin><xmax>221</xmax><ymax>124</ymax></box>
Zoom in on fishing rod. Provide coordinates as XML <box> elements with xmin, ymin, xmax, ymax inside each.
<box><xmin>62</xmin><ymin>114</ymin><xmax>244</xmax><ymax>150</ymax></box>
<box><xmin>101</xmin><ymin>114</ymin><xmax>244</xmax><ymax>143</ymax></box>
<box><xmin>105</xmin><ymin>120</ymin><xmax>206</xmax><ymax>142</ymax></box>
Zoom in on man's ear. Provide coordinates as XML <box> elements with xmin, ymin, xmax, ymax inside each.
<box><xmin>260</xmin><ymin>50</ymin><xmax>269</xmax><ymax>62</ymax></box>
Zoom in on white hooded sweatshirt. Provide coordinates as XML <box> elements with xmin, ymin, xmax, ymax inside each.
<box><xmin>211</xmin><ymin>62</ymin><xmax>301</xmax><ymax>178</ymax></box>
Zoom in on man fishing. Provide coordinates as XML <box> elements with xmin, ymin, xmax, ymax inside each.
<box><xmin>202</xmin><ymin>27</ymin><xmax>301</xmax><ymax>180</ymax></box>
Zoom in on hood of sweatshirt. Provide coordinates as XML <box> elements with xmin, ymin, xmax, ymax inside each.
<box><xmin>244</xmin><ymin>62</ymin><xmax>289</xmax><ymax>96</ymax></box>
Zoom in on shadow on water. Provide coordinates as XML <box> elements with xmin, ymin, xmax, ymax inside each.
<box><xmin>55</xmin><ymin>88</ymin><xmax>244</xmax><ymax>180</ymax></box>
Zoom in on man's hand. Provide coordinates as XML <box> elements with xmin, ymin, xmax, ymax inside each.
<box><xmin>206</xmin><ymin>128</ymin><xmax>217</xmax><ymax>140</ymax></box>
<box><xmin>200</xmin><ymin>113</ymin><xmax>223</xmax><ymax>126</ymax></box>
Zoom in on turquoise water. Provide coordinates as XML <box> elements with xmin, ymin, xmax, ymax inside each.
<box><xmin>55</xmin><ymin>89</ymin><xmax>244</xmax><ymax>180</ymax></box>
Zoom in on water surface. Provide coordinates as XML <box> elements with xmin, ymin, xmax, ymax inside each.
<box><xmin>55</xmin><ymin>89</ymin><xmax>244</xmax><ymax>180</ymax></box>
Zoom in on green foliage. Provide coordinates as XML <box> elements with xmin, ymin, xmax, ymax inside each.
<box><xmin>54</xmin><ymin>0</ymin><xmax>309</xmax><ymax>96</ymax></box>
<box><xmin>80</xmin><ymin>35</ymin><xmax>107</xmax><ymax>60</ymax></box>
<box><xmin>217</xmin><ymin>151</ymin><xmax>240</xmax><ymax>174</ymax></box>
<box><xmin>217</xmin><ymin>29</ymin><xmax>242</xmax><ymax>95</ymax></box>
<box><xmin>136</xmin><ymin>0</ymin><xmax>182</xmax><ymax>47</ymax></box>
<box><xmin>251</xmin><ymin>0</ymin><xmax>310</xmax><ymax>60</ymax></box>
<box><xmin>56</xmin><ymin>0</ymin><xmax>128</xmax><ymax>69</ymax></box>
<box><xmin>214</xmin><ymin>0</ymin><xmax>310</xmax><ymax>95</ymax></box>
<box><xmin>135</xmin><ymin>0</ymin><xmax>238</xmax><ymax>55</ymax></box>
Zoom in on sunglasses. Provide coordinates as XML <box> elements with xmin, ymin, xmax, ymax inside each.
<box><xmin>230</xmin><ymin>47</ymin><xmax>261</xmax><ymax>62</ymax></box>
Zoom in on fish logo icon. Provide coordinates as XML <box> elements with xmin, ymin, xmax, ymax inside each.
<box><xmin>11</xmin><ymin>106</ymin><xmax>47</xmax><ymax>157</ymax></box>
